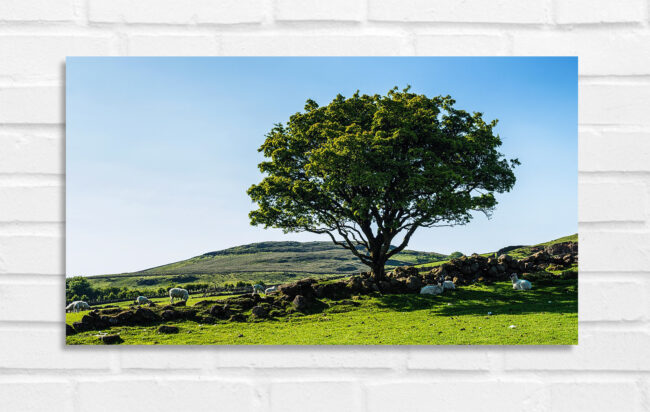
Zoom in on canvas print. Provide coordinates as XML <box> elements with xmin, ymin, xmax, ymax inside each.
<box><xmin>65</xmin><ymin>57</ymin><xmax>577</xmax><ymax>345</ymax></box>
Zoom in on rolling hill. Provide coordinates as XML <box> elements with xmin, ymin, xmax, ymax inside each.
<box><xmin>85</xmin><ymin>241</ymin><xmax>448</xmax><ymax>290</ymax></box>
<box><xmin>113</xmin><ymin>241</ymin><xmax>448</xmax><ymax>277</ymax></box>
<box><xmin>84</xmin><ymin>235</ymin><xmax>576</xmax><ymax>291</ymax></box>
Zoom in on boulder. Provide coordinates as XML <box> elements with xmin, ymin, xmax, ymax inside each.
<box><xmin>251</xmin><ymin>305</ymin><xmax>268</xmax><ymax>319</ymax></box>
<box><xmin>394</xmin><ymin>266</ymin><xmax>418</xmax><ymax>278</ymax></box>
<box><xmin>157</xmin><ymin>325</ymin><xmax>179</xmax><ymax>334</ymax></box>
<box><xmin>161</xmin><ymin>310</ymin><xmax>178</xmax><ymax>321</ymax></box>
<box><xmin>72</xmin><ymin>321</ymin><xmax>86</xmax><ymax>332</ymax></box>
<box><xmin>545</xmin><ymin>241</ymin><xmax>577</xmax><ymax>256</ymax></box>
<box><xmin>378</xmin><ymin>280</ymin><xmax>392</xmax><ymax>293</ymax></box>
<box><xmin>193</xmin><ymin>300</ymin><xmax>214</xmax><ymax>307</ymax></box>
<box><xmin>80</xmin><ymin>313</ymin><xmax>110</xmax><ymax>330</ymax></box>
<box><xmin>224</xmin><ymin>295</ymin><xmax>257</xmax><ymax>311</ymax></box>
<box><xmin>98</xmin><ymin>334</ymin><xmax>123</xmax><ymax>344</ymax></box>
<box><xmin>229</xmin><ymin>314</ymin><xmax>247</xmax><ymax>322</ymax></box>
<box><xmin>132</xmin><ymin>308</ymin><xmax>159</xmax><ymax>324</ymax></box>
<box><xmin>292</xmin><ymin>295</ymin><xmax>308</xmax><ymax>311</ymax></box>
<box><xmin>347</xmin><ymin>276</ymin><xmax>363</xmax><ymax>293</ymax></box>
<box><xmin>209</xmin><ymin>304</ymin><xmax>231</xmax><ymax>319</ymax></box>
<box><xmin>314</xmin><ymin>281</ymin><xmax>350</xmax><ymax>300</ymax></box>
<box><xmin>278</xmin><ymin>278</ymin><xmax>317</xmax><ymax>299</ymax></box>
<box><xmin>405</xmin><ymin>275</ymin><xmax>422</xmax><ymax>291</ymax></box>
<box><xmin>172</xmin><ymin>301</ymin><xmax>186</xmax><ymax>307</ymax></box>
<box><xmin>66</xmin><ymin>323</ymin><xmax>76</xmax><ymax>336</ymax></box>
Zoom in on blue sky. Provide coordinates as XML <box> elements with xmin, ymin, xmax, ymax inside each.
<box><xmin>66</xmin><ymin>57</ymin><xmax>577</xmax><ymax>276</ymax></box>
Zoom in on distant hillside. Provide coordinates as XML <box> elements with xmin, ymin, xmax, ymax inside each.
<box><xmin>84</xmin><ymin>235</ymin><xmax>576</xmax><ymax>293</ymax></box>
<box><xmin>102</xmin><ymin>241</ymin><xmax>448</xmax><ymax>278</ymax></box>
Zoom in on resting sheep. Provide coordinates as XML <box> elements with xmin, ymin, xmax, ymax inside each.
<box><xmin>252</xmin><ymin>284</ymin><xmax>265</xmax><ymax>295</ymax></box>
<box><xmin>169</xmin><ymin>288</ymin><xmax>189</xmax><ymax>304</ymax></box>
<box><xmin>442</xmin><ymin>280</ymin><xmax>456</xmax><ymax>290</ymax></box>
<box><xmin>265</xmin><ymin>285</ymin><xmax>278</xmax><ymax>294</ymax></box>
<box><xmin>66</xmin><ymin>301</ymin><xmax>90</xmax><ymax>313</ymax></box>
<box><xmin>420</xmin><ymin>284</ymin><xmax>444</xmax><ymax>295</ymax></box>
<box><xmin>134</xmin><ymin>296</ymin><xmax>150</xmax><ymax>305</ymax></box>
<box><xmin>510</xmin><ymin>273</ymin><xmax>532</xmax><ymax>290</ymax></box>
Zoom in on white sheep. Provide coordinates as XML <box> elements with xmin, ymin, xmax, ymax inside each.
<box><xmin>252</xmin><ymin>284</ymin><xmax>265</xmax><ymax>295</ymax></box>
<box><xmin>510</xmin><ymin>273</ymin><xmax>532</xmax><ymax>290</ymax></box>
<box><xmin>442</xmin><ymin>280</ymin><xmax>456</xmax><ymax>290</ymax></box>
<box><xmin>66</xmin><ymin>301</ymin><xmax>90</xmax><ymax>313</ymax></box>
<box><xmin>169</xmin><ymin>288</ymin><xmax>189</xmax><ymax>304</ymax></box>
<box><xmin>420</xmin><ymin>284</ymin><xmax>444</xmax><ymax>295</ymax></box>
<box><xmin>265</xmin><ymin>285</ymin><xmax>278</xmax><ymax>294</ymax></box>
<box><xmin>134</xmin><ymin>296</ymin><xmax>150</xmax><ymax>305</ymax></box>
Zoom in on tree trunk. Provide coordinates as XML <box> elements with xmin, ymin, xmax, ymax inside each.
<box><xmin>369</xmin><ymin>254</ymin><xmax>388</xmax><ymax>282</ymax></box>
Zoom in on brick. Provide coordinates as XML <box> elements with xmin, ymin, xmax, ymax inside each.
<box><xmin>0</xmin><ymin>186</ymin><xmax>63</xmax><ymax>222</ymax></box>
<box><xmin>579</xmin><ymin>181</ymin><xmax>646</xmax><ymax>222</ymax></box>
<box><xmin>555</xmin><ymin>0</ymin><xmax>645</xmax><ymax>24</ymax></box>
<box><xmin>275</xmin><ymin>0</ymin><xmax>364</xmax><ymax>21</ymax></box>
<box><xmin>512</xmin><ymin>32</ymin><xmax>650</xmax><ymax>75</ymax></box>
<box><xmin>0</xmin><ymin>36</ymin><xmax>114</xmax><ymax>82</ymax></box>
<box><xmin>579</xmin><ymin>130</ymin><xmax>650</xmax><ymax>171</ymax></box>
<box><xmin>0</xmin><ymin>381</ymin><xmax>73</xmax><ymax>412</ymax></box>
<box><xmin>270</xmin><ymin>381</ymin><xmax>361</xmax><ymax>412</ymax></box>
<box><xmin>407</xmin><ymin>346</ymin><xmax>492</xmax><ymax>370</ymax></box>
<box><xmin>415</xmin><ymin>34</ymin><xmax>508</xmax><ymax>56</ymax></box>
<box><xmin>580</xmin><ymin>231</ymin><xmax>650</xmax><ymax>271</ymax></box>
<box><xmin>221</xmin><ymin>34</ymin><xmax>412</xmax><ymax>55</ymax></box>
<box><xmin>216</xmin><ymin>347</ymin><xmax>404</xmax><ymax>369</ymax></box>
<box><xmin>120</xmin><ymin>348</ymin><xmax>216</xmax><ymax>370</ymax></box>
<box><xmin>504</xmin><ymin>330</ymin><xmax>650</xmax><ymax>370</ymax></box>
<box><xmin>580</xmin><ymin>83</ymin><xmax>650</xmax><ymax>126</ymax></box>
<box><xmin>580</xmin><ymin>279</ymin><xmax>646</xmax><ymax>321</ymax></box>
<box><xmin>89</xmin><ymin>0</ymin><xmax>265</xmax><ymax>24</ymax></box>
<box><xmin>548</xmin><ymin>382</ymin><xmax>643</xmax><ymax>412</ymax></box>
<box><xmin>0</xmin><ymin>130</ymin><xmax>63</xmax><ymax>174</ymax></box>
<box><xmin>0</xmin><ymin>87</ymin><xmax>62</xmax><ymax>124</ymax></box>
<box><xmin>366</xmin><ymin>381</ymin><xmax>546</xmax><ymax>412</ymax></box>
<box><xmin>0</xmin><ymin>0</ymin><xmax>75</xmax><ymax>22</ymax></box>
<box><xmin>0</xmin><ymin>236</ymin><xmax>63</xmax><ymax>275</ymax></box>
<box><xmin>76</xmin><ymin>379</ymin><xmax>254</xmax><ymax>412</ymax></box>
<box><xmin>127</xmin><ymin>35</ymin><xmax>219</xmax><ymax>56</ymax></box>
<box><xmin>0</xmin><ymin>328</ymin><xmax>110</xmax><ymax>369</ymax></box>
<box><xmin>0</xmin><ymin>282</ymin><xmax>62</xmax><ymax>322</ymax></box>
<box><xmin>368</xmin><ymin>0</ymin><xmax>548</xmax><ymax>23</ymax></box>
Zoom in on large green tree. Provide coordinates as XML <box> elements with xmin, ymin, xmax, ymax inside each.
<box><xmin>248</xmin><ymin>87</ymin><xmax>519</xmax><ymax>280</ymax></box>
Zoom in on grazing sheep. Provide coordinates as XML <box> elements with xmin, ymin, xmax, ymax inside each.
<box><xmin>510</xmin><ymin>273</ymin><xmax>532</xmax><ymax>290</ymax></box>
<box><xmin>265</xmin><ymin>285</ymin><xmax>278</xmax><ymax>294</ymax></box>
<box><xmin>252</xmin><ymin>284</ymin><xmax>265</xmax><ymax>295</ymax></box>
<box><xmin>66</xmin><ymin>301</ymin><xmax>90</xmax><ymax>313</ymax></box>
<box><xmin>169</xmin><ymin>288</ymin><xmax>189</xmax><ymax>304</ymax></box>
<box><xmin>134</xmin><ymin>296</ymin><xmax>150</xmax><ymax>305</ymax></box>
<box><xmin>442</xmin><ymin>280</ymin><xmax>456</xmax><ymax>290</ymax></box>
<box><xmin>420</xmin><ymin>284</ymin><xmax>444</xmax><ymax>295</ymax></box>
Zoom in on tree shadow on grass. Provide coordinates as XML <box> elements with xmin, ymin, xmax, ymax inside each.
<box><xmin>375</xmin><ymin>280</ymin><xmax>577</xmax><ymax>317</ymax></box>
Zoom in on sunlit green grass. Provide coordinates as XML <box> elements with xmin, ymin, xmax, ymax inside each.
<box><xmin>66</xmin><ymin>279</ymin><xmax>577</xmax><ymax>345</ymax></box>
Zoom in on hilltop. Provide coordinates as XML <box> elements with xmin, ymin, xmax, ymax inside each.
<box><xmin>106</xmin><ymin>241</ymin><xmax>448</xmax><ymax>277</ymax></box>
<box><xmin>84</xmin><ymin>241</ymin><xmax>448</xmax><ymax>291</ymax></box>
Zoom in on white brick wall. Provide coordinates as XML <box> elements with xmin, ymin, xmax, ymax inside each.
<box><xmin>0</xmin><ymin>1</ymin><xmax>647</xmax><ymax>410</ymax></box>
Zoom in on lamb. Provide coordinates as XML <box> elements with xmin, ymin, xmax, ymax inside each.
<box><xmin>265</xmin><ymin>285</ymin><xmax>278</xmax><ymax>294</ymax></box>
<box><xmin>169</xmin><ymin>288</ymin><xmax>189</xmax><ymax>304</ymax></box>
<box><xmin>252</xmin><ymin>284</ymin><xmax>265</xmax><ymax>295</ymax></box>
<box><xmin>420</xmin><ymin>284</ymin><xmax>444</xmax><ymax>295</ymax></box>
<box><xmin>134</xmin><ymin>296</ymin><xmax>150</xmax><ymax>305</ymax></box>
<box><xmin>510</xmin><ymin>273</ymin><xmax>532</xmax><ymax>290</ymax></box>
<box><xmin>442</xmin><ymin>280</ymin><xmax>456</xmax><ymax>290</ymax></box>
<box><xmin>66</xmin><ymin>301</ymin><xmax>90</xmax><ymax>313</ymax></box>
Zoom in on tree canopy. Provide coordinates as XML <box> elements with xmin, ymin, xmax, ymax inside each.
<box><xmin>248</xmin><ymin>87</ymin><xmax>519</xmax><ymax>279</ymax></box>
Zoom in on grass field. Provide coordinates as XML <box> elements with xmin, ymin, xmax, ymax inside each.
<box><xmin>66</xmin><ymin>278</ymin><xmax>578</xmax><ymax>345</ymax></box>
